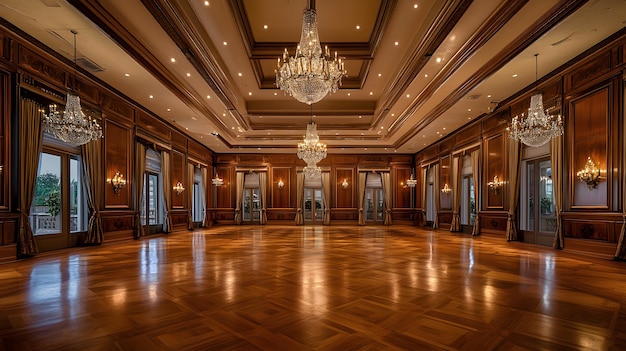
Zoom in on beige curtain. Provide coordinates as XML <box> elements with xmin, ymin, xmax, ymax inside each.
<box><xmin>321</xmin><ymin>172</ymin><xmax>331</xmax><ymax>225</ymax></box>
<box><xmin>471</xmin><ymin>150</ymin><xmax>481</xmax><ymax>236</ymax></box>
<box><xmin>81</xmin><ymin>137</ymin><xmax>104</xmax><ymax>244</ymax></box>
<box><xmin>187</xmin><ymin>163</ymin><xmax>195</xmax><ymax>230</ymax></box>
<box><xmin>551</xmin><ymin>136</ymin><xmax>565</xmax><ymax>250</ymax></box>
<box><xmin>450</xmin><ymin>156</ymin><xmax>462</xmax><ymax>232</ymax></box>
<box><xmin>381</xmin><ymin>172</ymin><xmax>392</xmax><ymax>225</ymax></box>
<box><xmin>295</xmin><ymin>172</ymin><xmax>304</xmax><ymax>225</ymax></box>
<box><xmin>358</xmin><ymin>172</ymin><xmax>367</xmax><ymax>225</ymax></box>
<box><xmin>201</xmin><ymin>167</ymin><xmax>208</xmax><ymax>227</ymax></box>
<box><xmin>421</xmin><ymin>167</ymin><xmax>428</xmax><ymax>226</ymax></box>
<box><xmin>506</xmin><ymin>138</ymin><xmax>522</xmax><ymax>241</ymax></box>
<box><xmin>234</xmin><ymin>172</ymin><xmax>245</xmax><ymax>224</ymax></box>
<box><xmin>18</xmin><ymin>99</ymin><xmax>43</xmax><ymax>256</ymax></box>
<box><xmin>259</xmin><ymin>172</ymin><xmax>268</xmax><ymax>224</ymax></box>
<box><xmin>135</xmin><ymin>143</ymin><xmax>147</xmax><ymax>238</ymax></box>
<box><xmin>161</xmin><ymin>151</ymin><xmax>172</xmax><ymax>233</ymax></box>
<box><xmin>433</xmin><ymin>164</ymin><xmax>440</xmax><ymax>229</ymax></box>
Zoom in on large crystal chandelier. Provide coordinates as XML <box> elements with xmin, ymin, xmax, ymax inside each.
<box><xmin>43</xmin><ymin>30</ymin><xmax>102</xmax><ymax>146</ymax></box>
<box><xmin>275</xmin><ymin>0</ymin><xmax>346</xmax><ymax>105</ymax></box>
<box><xmin>508</xmin><ymin>54</ymin><xmax>563</xmax><ymax>147</ymax></box>
<box><xmin>297</xmin><ymin>115</ymin><xmax>327</xmax><ymax>178</ymax></box>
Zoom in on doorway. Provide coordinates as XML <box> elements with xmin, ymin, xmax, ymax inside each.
<box><xmin>520</xmin><ymin>157</ymin><xmax>555</xmax><ymax>246</ymax></box>
<box><xmin>365</xmin><ymin>188</ymin><xmax>384</xmax><ymax>222</ymax></box>
<box><xmin>242</xmin><ymin>188</ymin><xmax>261</xmax><ymax>223</ymax></box>
<box><xmin>304</xmin><ymin>188</ymin><xmax>324</xmax><ymax>224</ymax></box>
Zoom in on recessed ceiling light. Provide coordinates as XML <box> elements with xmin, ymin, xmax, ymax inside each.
<box><xmin>487</xmin><ymin>94</ymin><xmax>492</xmax><ymax>98</ymax></box>
<box><xmin>238</xmin><ymin>72</ymin><xmax>242</xmax><ymax>76</ymax></box>
<box><xmin>231</xmin><ymin>126</ymin><xmax>235</xmax><ymax>129</ymax></box>
<box><xmin>185</xmin><ymin>127</ymin><xmax>189</xmax><ymax>130</ymax></box>
<box><xmin>263</xmin><ymin>25</ymin><xmax>268</xmax><ymax>29</ymax></box>
<box><xmin>356</xmin><ymin>25</ymin><xmax>360</xmax><ymax>30</ymax></box>
<box><xmin>436</xmin><ymin>57</ymin><xmax>442</xmax><ymax>63</ymax></box>
<box><xmin>186</xmin><ymin>73</ymin><xmax>191</xmax><ymax>77</ymax></box>
<box><xmin>223</xmin><ymin>113</ymin><xmax>226</xmax><ymax>117</ymax></box>
<box><xmin>167</xmin><ymin>108</ymin><xmax>171</xmax><ymax>112</ymax></box>
<box><xmin>248</xmin><ymin>92</ymin><xmax>252</xmax><ymax>96</ymax></box>
<box><xmin>378</xmin><ymin>73</ymin><xmax>382</xmax><ymax>77</ymax></box>
<box><xmin>364</xmin><ymin>148</ymin><xmax>367</xmax><ymax>151</ymax></box>
<box><xmin>191</xmin><ymin>116</ymin><xmax>197</xmax><ymax>120</ymax></box>
<box><xmin>223</xmin><ymin>41</ymin><xmax>228</xmax><ymax>46</ymax></box>
<box><xmin>360</xmin><ymin>133</ymin><xmax>364</xmax><ymax>136</ymax></box>
<box><xmin>443</xmin><ymin>127</ymin><xmax>446</xmax><ymax>130</ymax></box>
<box><xmin>413</xmin><ymin>4</ymin><xmax>418</xmax><ymax>9</ymax></box>
<box><xmin>358</xmin><ymin>116</ymin><xmax>362</xmax><ymax>118</ymax></box>
<box><xmin>406</xmin><ymin>94</ymin><xmax>410</xmax><ymax>98</ymax></box>
<box><xmin>467</xmin><ymin>108</ymin><xmax>471</xmax><ymax>112</ymax></box>
<box><xmin>149</xmin><ymin>95</ymin><xmax>153</xmax><ymax>99</ymax></box>
<box><xmin>369</xmin><ymin>92</ymin><xmax>373</xmax><ymax>95</ymax></box>
<box><xmin>380</xmin><ymin>126</ymin><xmax>384</xmax><ymax>129</ymax></box>
<box><xmin>424</xmin><ymin>74</ymin><xmax>428</xmax><ymax>78</ymax></box>
<box><xmin>394</xmin><ymin>41</ymin><xmax>399</xmax><ymax>46</ymax></box>
<box><xmin>347</xmin><ymin>93</ymin><xmax>351</xmax><ymax>96</ymax></box>
<box><xmin>336</xmin><ymin>132</ymin><xmax>339</xmax><ymax>135</ymax></box>
<box><xmin>207</xmin><ymin>95</ymin><xmax>211</xmax><ymax>99</ymax></box>
<box><xmin>423</xmin><ymin>135</ymin><xmax>426</xmax><ymax>137</ymax></box>
<box><xmin>391</xmin><ymin>113</ymin><xmax>395</xmax><ymax>117</ymax></box>
<box><xmin>170</xmin><ymin>58</ymin><xmax>176</xmax><ymax>63</ymax></box>
<box><xmin>436</xmin><ymin>131</ymin><xmax>440</xmax><ymax>134</ymax></box>
<box><xmin>124</xmin><ymin>73</ymin><xmax>130</xmax><ymax>77</ymax></box>
<box><xmin>204</xmin><ymin>1</ymin><xmax>209</xmax><ymax>6</ymax></box>
<box><xmin>274</xmin><ymin>92</ymin><xmax>277</xmax><ymax>95</ymax></box>
<box><xmin>468</xmin><ymin>117</ymin><xmax>472</xmax><ymax>120</ymax></box>
<box><xmin>257</xmin><ymin>147</ymin><xmax>261</xmax><ymax>151</ymax></box>
<box><xmin>512</xmin><ymin>74</ymin><xmax>518</xmax><ymax>77</ymax></box>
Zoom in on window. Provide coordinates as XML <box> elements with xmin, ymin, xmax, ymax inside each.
<box><xmin>145</xmin><ymin>172</ymin><xmax>160</xmax><ymax>225</ymax></box>
<box><xmin>31</xmin><ymin>153</ymin><xmax>62</xmax><ymax>235</ymax></box>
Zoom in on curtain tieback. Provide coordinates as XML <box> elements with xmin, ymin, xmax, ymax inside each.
<box><xmin>453</xmin><ymin>211</ymin><xmax>459</xmax><ymax>216</ymax></box>
<box><xmin>385</xmin><ymin>209</ymin><xmax>391</xmax><ymax>214</ymax></box>
<box><xmin>297</xmin><ymin>208</ymin><xmax>302</xmax><ymax>213</ymax></box>
<box><xmin>359</xmin><ymin>208</ymin><xmax>363</xmax><ymax>213</ymax></box>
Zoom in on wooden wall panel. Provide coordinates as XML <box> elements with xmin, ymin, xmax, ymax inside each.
<box><xmin>330</xmin><ymin>155</ymin><xmax>357</xmax><ymax>164</ymax></box>
<box><xmin>271</xmin><ymin>167</ymin><xmax>291</xmax><ymax>208</ymax></box>
<box><xmin>103</xmin><ymin>94</ymin><xmax>134</xmax><ymax>124</ymax></box>
<box><xmin>564</xmin><ymin>220</ymin><xmax>609</xmax><ymax>241</ymax></box>
<box><xmin>17</xmin><ymin>46</ymin><xmax>66</xmax><ymax>88</ymax></box>
<box><xmin>215</xmin><ymin>166</ymin><xmax>233</xmax><ymax>208</ymax></box>
<box><xmin>170</xmin><ymin>149</ymin><xmax>186</xmax><ymax>209</ymax></box>
<box><xmin>136</xmin><ymin>110</ymin><xmax>170</xmax><ymax>143</ymax></box>
<box><xmin>395</xmin><ymin>167</ymin><xmax>411</xmax><ymax>208</ymax></box>
<box><xmin>565</xmin><ymin>51</ymin><xmax>613</xmax><ymax>92</ymax></box>
<box><xmin>188</xmin><ymin>138</ymin><xmax>206</xmax><ymax>162</ymax></box>
<box><xmin>439</xmin><ymin>156</ymin><xmax>452</xmax><ymax>210</ymax></box>
<box><xmin>0</xmin><ymin>72</ymin><xmax>9</xmax><ymax>210</ymax></box>
<box><xmin>101</xmin><ymin>213</ymin><xmax>134</xmax><ymax>233</ymax></box>
<box><xmin>571</xmin><ymin>87</ymin><xmax>609</xmax><ymax>208</ymax></box>
<box><xmin>171</xmin><ymin>130</ymin><xmax>187</xmax><ymax>151</ymax></box>
<box><xmin>104</xmin><ymin>120</ymin><xmax>132</xmax><ymax>209</ymax></box>
<box><xmin>485</xmin><ymin>133</ymin><xmax>505</xmax><ymax>209</ymax></box>
<box><xmin>335</xmin><ymin>168</ymin><xmax>354</xmax><ymax>208</ymax></box>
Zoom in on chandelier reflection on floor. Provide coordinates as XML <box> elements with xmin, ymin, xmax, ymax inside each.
<box><xmin>508</xmin><ymin>54</ymin><xmax>562</xmax><ymax>147</ymax></box>
<box><xmin>275</xmin><ymin>0</ymin><xmax>346</xmax><ymax>105</ymax></box>
<box><xmin>297</xmin><ymin>110</ymin><xmax>327</xmax><ymax>178</ymax></box>
<box><xmin>44</xmin><ymin>30</ymin><xmax>102</xmax><ymax>146</ymax></box>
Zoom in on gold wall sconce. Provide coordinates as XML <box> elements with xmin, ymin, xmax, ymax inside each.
<box><xmin>577</xmin><ymin>156</ymin><xmax>601</xmax><ymax>190</ymax></box>
<box><xmin>441</xmin><ymin>183</ymin><xmax>451</xmax><ymax>194</ymax></box>
<box><xmin>110</xmin><ymin>171</ymin><xmax>126</xmax><ymax>194</ymax></box>
<box><xmin>406</xmin><ymin>174</ymin><xmax>417</xmax><ymax>188</ymax></box>
<box><xmin>487</xmin><ymin>175</ymin><xmax>504</xmax><ymax>193</ymax></box>
<box><xmin>277</xmin><ymin>179</ymin><xmax>285</xmax><ymax>189</ymax></box>
<box><xmin>212</xmin><ymin>174</ymin><xmax>223</xmax><ymax>186</ymax></box>
<box><xmin>341</xmin><ymin>178</ymin><xmax>349</xmax><ymax>189</ymax></box>
<box><xmin>174</xmin><ymin>181</ymin><xmax>185</xmax><ymax>195</ymax></box>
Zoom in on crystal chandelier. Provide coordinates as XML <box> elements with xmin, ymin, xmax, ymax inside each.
<box><xmin>406</xmin><ymin>174</ymin><xmax>417</xmax><ymax>188</ymax></box>
<box><xmin>508</xmin><ymin>54</ymin><xmax>562</xmax><ymax>147</ymax></box>
<box><xmin>297</xmin><ymin>116</ymin><xmax>327</xmax><ymax>178</ymax></box>
<box><xmin>275</xmin><ymin>0</ymin><xmax>346</xmax><ymax>105</ymax></box>
<box><xmin>43</xmin><ymin>30</ymin><xmax>102</xmax><ymax>146</ymax></box>
<box><xmin>212</xmin><ymin>173</ymin><xmax>224</xmax><ymax>186</ymax></box>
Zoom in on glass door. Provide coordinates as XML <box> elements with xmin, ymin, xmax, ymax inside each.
<box><xmin>304</xmin><ymin>188</ymin><xmax>324</xmax><ymax>224</ymax></box>
<box><xmin>243</xmin><ymin>188</ymin><xmax>260</xmax><ymax>223</ymax></box>
<box><xmin>522</xmin><ymin>158</ymin><xmax>555</xmax><ymax>245</ymax></box>
<box><xmin>364</xmin><ymin>188</ymin><xmax>384</xmax><ymax>222</ymax></box>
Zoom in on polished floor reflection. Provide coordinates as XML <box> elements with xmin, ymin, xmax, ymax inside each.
<box><xmin>1</xmin><ymin>225</ymin><xmax>625</xmax><ymax>350</ymax></box>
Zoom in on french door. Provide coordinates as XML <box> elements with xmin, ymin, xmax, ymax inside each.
<box><xmin>364</xmin><ymin>188</ymin><xmax>384</xmax><ymax>223</ymax></box>
<box><xmin>304</xmin><ymin>188</ymin><xmax>324</xmax><ymax>224</ymax></box>
<box><xmin>521</xmin><ymin>158</ymin><xmax>555</xmax><ymax>246</ymax></box>
<box><xmin>242</xmin><ymin>188</ymin><xmax>261</xmax><ymax>223</ymax></box>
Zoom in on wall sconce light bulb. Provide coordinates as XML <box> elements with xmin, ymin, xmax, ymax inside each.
<box><xmin>110</xmin><ymin>170</ymin><xmax>126</xmax><ymax>194</ymax></box>
<box><xmin>277</xmin><ymin>179</ymin><xmax>285</xmax><ymax>189</ymax></box>
<box><xmin>341</xmin><ymin>178</ymin><xmax>349</xmax><ymax>189</ymax></box>
<box><xmin>577</xmin><ymin>156</ymin><xmax>601</xmax><ymax>190</ymax></box>
<box><xmin>487</xmin><ymin>175</ymin><xmax>504</xmax><ymax>193</ymax></box>
<box><xmin>174</xmin><ymin>181</ymin><xmax>185</xmax><ymax>195</ymax></box>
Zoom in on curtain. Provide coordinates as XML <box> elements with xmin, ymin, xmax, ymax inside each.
<box><xmin>259</xmin><ymin>172</ymin><xmax>268</xmax><ymax>224</ymax></box>
<box><xmin>471</xmin><ymin>149</ymin><xmax>481</xmax><ymax>236</ymax></box>
<box><xmin>161</xmin><ymin>151</ymin><xmax>172</xmax><ymax>233</ymax></box>
<box><xmin>135</xmin><ymin>143</ymin><xmax>147</xmax><ymax>238</ymax></box>
<box><xmin>432</xmin><ymin>164</ymin><xmax>440</xmax><ymax>229</ymax></box>
<box><xmin>187</xmin><ymin>163</ymin><xmax>195</xmax><ymax>230</ymax></box>
<box><xmin>381</xmin><ymin>172</ymin><xmax>392</xmax><ymax>225</ymax></box>
<box><xmin>201</xmin><ymin>167</ymin><xmax>208</xmax><ymax>227</ymax></box>
<box><xmin>295</xmin><ymin>172</ymin><xmax>304</xmax><ymax>225</ymax></box>
<box><xmin>321</xmin><ymin>172</ymin><xmax>331</xmax><ymax>225</ymax></box>
<box><xmin>551</xmin><ymin>136</ymin><xmax>565</xmax><ymax>250</ymax></box>
<box><xmin>234</xmin><ymin>172</ymin><xmax>245</xmax><ymax>224</ymax></box>
<box><xmin>450</xmin><ymin>156</ymin><xmax>462</xmax><ymax>232</ymax></box>
<box><xmin>18</xmin><ymin>99</ymin><xmax>43</xmax><ymax>256</ymax></box>
<box><xmin>506</xmin><ymin>138</ymin><xmax>522</xmax><ymax>241</ymax></box>
<box><xmin>358</xmin><ymin>172</ymin><xmax>367</xmax><ymax>225</ymax></box>
<box><xmin>421</xmin><ymin>167</ymin><xmax>428</xmax><ymax>226</ymax></box>
<box><xmin>81</xmin><ymin>137</ymin><xmax>104</xmax><ymax>244</ymax></box>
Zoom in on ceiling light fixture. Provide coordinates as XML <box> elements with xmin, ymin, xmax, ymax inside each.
<box><xmin>508</xmin><ymin>54</ymin><xmax>563</xmax><ymax>147</ymax></box>
<box><xmin>212</xmin><ymin>173</ymin><xmax>223</xmax><ymax>186</ymax></box>
<box><xmin>276</xmin><ymin>0</ymin><xmax>346</xmax><ymax>105</ymax></box>
<box><xmin>43</xmin><ymin>30</ymin><xmax>102</xmax><ymax>146</ymax></box>
<box><xmin>297</xmin><ymin>105</ymin><xmax>327</xmax><ymax>178</ymax></box>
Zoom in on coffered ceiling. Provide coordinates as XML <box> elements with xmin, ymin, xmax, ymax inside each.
<box><xmin>0</xmin><ymin>0</ymin><xmax>625</xmax><ymax>154</ymax></box>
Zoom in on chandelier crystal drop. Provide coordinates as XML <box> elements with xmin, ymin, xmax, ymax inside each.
<box><xmin>43</xmin><ymin>30</ymin><xmax>102</xmax><ymax>146</ymax></box>
<box><xmin>297</xmin><ymin>121</ymin><xmax>327</xmax><ymax>178</ymax></box>
<box><xmin>508</xmin><ymin>54</ymin><xmax>563</xmax><ymax>147</ymax></box>
<box><xmin>275</xmin><ymin>1</ymin><xmax>346</xmax><ymax>105</ymax></box>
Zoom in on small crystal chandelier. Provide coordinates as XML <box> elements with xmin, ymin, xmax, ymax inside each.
<box><xmin>212</xmin><ymin>173</ymin><xmax>224</xmax><ymax>186</ymax></box>
<box><xmin>43</xmin><ymin>30</ymin><xmax>102</xmax><ymax>146</ymax></box>
<box><xmin>406</xmin><ymin>174</ymin><xmax>417</xmax><ymax>188</ymax></box>
<box><xmin>297</xmin><ymin>109</ymin><xmax>327</xmax><ymax>178</ymax></box>
<box><xmin>508</xmin><ymin>54</ymin><xmax>562</xmax><ymax>147</ymax></box>
<box><xmin>275</xmin><ymin>0</ymin><xmax>346</xmax><ymax>105</ymax></box>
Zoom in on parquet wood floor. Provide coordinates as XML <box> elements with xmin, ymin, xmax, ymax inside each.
<box><xmin>1</xmin><ymin>225</ymin><xmax>625</xmax><ymax>350</ymax></box>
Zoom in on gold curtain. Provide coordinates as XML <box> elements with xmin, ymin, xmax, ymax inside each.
<box><xmin>433</xmin><ymin>164</ymin><xmax>440</xmax><ymax>229</ymax></box>
<box><xmin>421</xmin><ymin>167</ymin><xmax>428</xmax><ymax>226</ymax></box>
<box><xmin>551</xmin><ymin>136</ymin><xmax>565</xmax><ymax>250</ymax></box>
<box><xmin>234</xmin><ymin>172</ymin><xmax>245</xmax><ymax>224</ymax></box>
<box><xmin>259</xmin><ymin>172</ymin><xmax>268</xmax><ymax>224</ymax></box>
<box><xmin>161</xmin><ymin>151</ymin><xmax>172</xmax><ymax>233</ymax></box>
<box><xmin>471</xmin><ymin>149</ymin><xmax>481</xmax><ymax>236</ymax></box>
<box><xmin>18</xmin><ymin>99</ymin><xmax>43</xmax><ymax>256</ymax></box>
<box><xmin>358</xmin><ymin>172</ymin><xmax>367</xmax><ymax>225</ymax></box>
<box><xmin>135</xmin><ymin>143</ymin><xmax>147</xmax><ymax>238</ymax></box>
<box><xmin>201</xmin><ymin>167</ymin><xmax>208</xmax><ymax>227</ymax></box>
<box><xmin>295</xmin><ymin>172</ymin><xmax>304</xmax><ymax>225</ymax></box>
<box><xmin>381</xmin><ymin>172</ymin><xmax>392</xmax><ymax>225</ymax></box>
<box><xmin>506</xmin><ymin>138</ymin><xmax>522</xmax><ymax>241</ymax></box>
<box><xmin>187</xmin><ymin>163</ymin><xmax>195</xmax><ymax>230</ymax></box>
<box><xmin>450</xmin><ymin>156</ymin><xmax>462</xmax><ymax>232</ymax></box>
<box><xmin>321</xmin><ymin>172</ymin><xmax>331</xmax><ymax>225</ymax></box>
<box><xmin>81</xmin><ymin>137</ymin><xmax>104</xmax><ymax>244</ymax></box>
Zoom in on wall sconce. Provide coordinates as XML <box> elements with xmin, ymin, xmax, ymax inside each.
<box><xmin>441</xmin><ymin>183</ymin><xmax>451</xmax><ymax>194</ymax></box>
<box><xmin>487</xmin><ymin>175</ymin><xmax>504</xmax><ymax>193</ymax></box>
<box><xmin>174</xmin><ymin>181</ymin><xmax>185</xmax><ymax>195</ymax></box>
<box><xmin>341</xmin><ymin>179</ymin><xmax>349</xmax><ymax>189</ymax></box>
<box><xmin>577</xmin><ymin>156</ymin><xmax>601</xmax><ymax>190</ymax></box>
<box><xmin>277</xmin><ymin>179</ymin><xmax>285</xmax><ymax>189</ymax></box>
<box><xmin>406</xmin><ymin>174</ymin><xmax>417</xmax><ymax>188</ymax></box>
<box><xmin>212</xmin><ymin>174</ymin><xmax>223</xmax><ymax>186</ymax></box>
<box><xmin>110</xmin><ymin>171</ymin><xmax>126</xmax><ymax>194</ymax></box>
